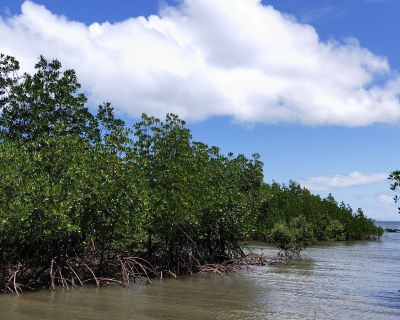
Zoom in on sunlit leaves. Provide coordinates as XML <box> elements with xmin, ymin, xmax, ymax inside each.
<box><xmin>0</xmin><ymin>54</ymin><xmax>97</xmax><ymax>142</ymax></box>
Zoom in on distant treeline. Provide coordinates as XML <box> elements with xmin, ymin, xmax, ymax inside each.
<box><xmin>255</xmin><ymin>181</ymin><xmax>384</xmax><ymax>255</ymax></box>
<box><xmin>0</xmin><ymin>54</ymin><xmax>383</xmax><ymax>292</ymax></box>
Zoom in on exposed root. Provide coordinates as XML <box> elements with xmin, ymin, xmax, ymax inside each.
<box><xmin>1</xmin><ymin>263</ymin><xmax>34</xmax><ymax>296</ymax></box>
<box><xmin>1</xmin><ymin>240</ymin><xmax>293</xmax><ymax>294</ymax></box>
<box><xmin>0</xmin><ymin>246</ymin><xmax>159</xmax><ymax>294</ymax></box>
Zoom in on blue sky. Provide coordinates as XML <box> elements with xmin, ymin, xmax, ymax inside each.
<box><xmin>1</xmin><ymin>0</ymin><xmax>399</xmax><ymax>220</ymax></box>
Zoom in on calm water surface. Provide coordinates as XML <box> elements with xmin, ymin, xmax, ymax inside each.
<box><xmin>1</xmin><ymin>221</ymin><xmax>400</xmax><ymax>319</ymax></box>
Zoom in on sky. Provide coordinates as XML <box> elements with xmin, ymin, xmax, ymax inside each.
<box><xmin>1</xmin><ymin>0</ymin><xmax>399</xmax><ymax>220</ymax></box>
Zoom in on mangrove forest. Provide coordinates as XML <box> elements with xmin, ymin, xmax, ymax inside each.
<box><xmin>0</xmin><ymin>54</ymin><xmax>384</xmax><ymax>294</ymax></box>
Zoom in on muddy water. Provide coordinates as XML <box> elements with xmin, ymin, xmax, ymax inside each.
<box><xmin>1</xmin><ymin>221</ymin><xmax>400</xmax><ymax>319</ymax></box>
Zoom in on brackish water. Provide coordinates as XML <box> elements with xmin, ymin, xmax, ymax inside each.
<box><xmin>1</xmin><ymin>221</ymin><xmax>400</xmax><ymax>319</ymax></box>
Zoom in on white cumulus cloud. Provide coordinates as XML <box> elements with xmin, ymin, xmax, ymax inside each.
<box><xmin>378</xmin><ymin>194</ymin><xmax>394</xmax><ymax>204</ymax></box>
<box><xmin>1</xmin><ymin>0</ymin><xmax>400</xmax><ymax>125</ymax></box>
<box><xmin>297</xmin><ymin>172</ymin><xmax>388</xmax><ymax>191</ymax></box>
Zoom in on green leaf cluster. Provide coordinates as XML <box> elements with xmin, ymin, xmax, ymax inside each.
<box><xmin>269</xmin><ymin>215</ymin><xmax>316</xmax><ymax>257</ymax></box>
<box><xmin>388</xmin><ymin>170</ymin><xmax>400</xmax><ymax>214</ymax></box>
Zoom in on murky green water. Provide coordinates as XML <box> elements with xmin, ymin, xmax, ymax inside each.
<box><xmin>1</xmin><ymin>221</ymin><xmax>400</xmax><ymax>319</ymax></box>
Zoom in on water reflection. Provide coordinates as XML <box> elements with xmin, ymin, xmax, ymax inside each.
<box><xmin>1</xmin><ymin>222</ymin><xmax>400</xmax><ymax>319</ymax></box>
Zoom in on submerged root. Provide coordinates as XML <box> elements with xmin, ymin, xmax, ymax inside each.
<box><xmin>244</xmin><ymin>251</ymin><xmax>294</xmax><ymax>266</ymax></box>
<box><xmin>197</xmin><ymin>259</ymin><xmax>252</xmax><ymax>276</ymax></box>
<box><xmin>196</xmin><ymin>252</ymin><xmax>293</xmax><ymax>276</ymax></box>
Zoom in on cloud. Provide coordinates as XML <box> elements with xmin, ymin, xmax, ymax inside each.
<box><xmin>1</xmin><ymin>0</ymin><xmax>400</xmax><ymax>125</ymax></box>
<box><xmin>297</xmin><ymin>172</ymin><xmax>388</xmax><ymax>191</ymax></box>
<box><xmin>2</xmin><ymin>7</ymin><xmax>11</xmax><ymax>16</ymax></box>
<box><xmin>378</xmin><ymin>194</ymin><xmax>394</xmax><ymax>204</ymax></box>
<box><xmin>298</xmin><ymin>6</ymin><xmax>342</xmax><ymax>23</ymax></box>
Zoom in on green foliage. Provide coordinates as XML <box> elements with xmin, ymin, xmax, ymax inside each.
<box><xmin>131</xmin><ymin>113</ymin><xmax>264</xmax><ymax>260</ymax></box>
<box><xmin>388</xmin><ymin>170</ymin><xmax>400</xmax><ymax>213</ymax></box>
<box><xmin>324</xmin><ymin>220</ymin><xmax>346</xmax><ymax>241</ymax></box>
<box><xmin>254</xmin><ymin>181</ymin><xmax>383</xmax><ymax>245</ymax></box>
<box><xmin>269</xmin><ymin>215</ymin><xmax>316</xmax><ymax>256</ymax></box>
<box><xmin>0</xmin><ymin>54</ymin><xmax>98</xmax><ymax>142</ymax></box>
<box><xmin>0</xmin><ymin>133</ymin><xmax>145</xmax><ymax>255</ymax></box>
